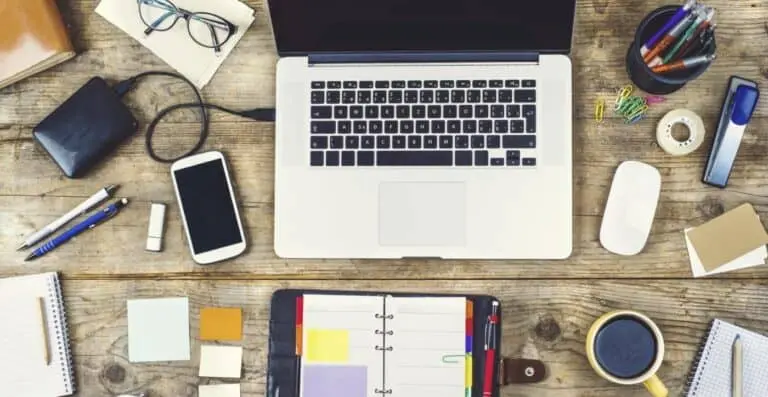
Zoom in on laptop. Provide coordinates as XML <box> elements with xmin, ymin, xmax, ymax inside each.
<box><xmin>269</xmin><ymin>0</ymin><xmax>575</xmax><ymax>259</ymax></box>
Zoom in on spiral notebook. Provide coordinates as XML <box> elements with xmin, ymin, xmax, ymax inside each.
<box><xmin>684</xmin><ymin>319</ymin><xmax>768</xmax><ymax>397</ymax></box>
<box><xmin>0</xmin><ymin>272</ymin><xmax>75</xmax><ymax>397</ymax></box>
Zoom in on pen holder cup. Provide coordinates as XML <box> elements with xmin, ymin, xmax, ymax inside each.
<box><xmin>626</xmin><ymin>6</ymin><xmax>716</xmax><ymax>95</ymax></box>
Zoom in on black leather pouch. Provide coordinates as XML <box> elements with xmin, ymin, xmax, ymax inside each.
<box><xmin>33</xmin><ymin>77</ymin><xmax>138</xmax><ymax>178</ymax></box>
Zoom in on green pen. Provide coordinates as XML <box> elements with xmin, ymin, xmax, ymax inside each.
<box><xmin>663</xmin><ymin>7</ymin><xmax>714</xmax><ymax>64</ymax></box>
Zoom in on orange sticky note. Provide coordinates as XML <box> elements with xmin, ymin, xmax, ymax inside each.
<box><xmin>200</xmin><ymin>308</ymin><xmax>242</xmax><ymax>341</ymax></box>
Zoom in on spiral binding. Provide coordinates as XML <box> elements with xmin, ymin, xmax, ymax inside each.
<box><xmin>374</xmin><ymin>300</ymin><xmax>394</xmax><ymax>395</ymax></box>
<box><xmin>47</xmin><ymin>273</ymin><xmax>76</xmax><ymax>394</ymax></box>
<box><xmin>682</xmin><ymin>319</ymin><xmax>719</xmax><ymax>397</ymax></box>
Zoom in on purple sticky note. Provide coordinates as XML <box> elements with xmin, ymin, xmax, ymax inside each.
<box><xmin>303</xmin><ymin>365</ymin><xmax>367</xmax><ymax>397</ymax></box>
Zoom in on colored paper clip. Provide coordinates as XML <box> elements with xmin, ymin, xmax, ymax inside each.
<box><xmin>595</xmin><ymin>99</ymin><xmax>605</xmax><ymax>122</ymax></box>
<box><xmin>442</xmin><ymin>354</ymin><xmax>466</xmax><ymax>363</ymax></box>
<box><xmin>615</xmin><ymin>85</ymin><xmax>634</xmax><ymax>110</ymax></box>
<box><xmin>645</xmin><ymin>95</ymin><xmax>666</xmax><ymax>104</ymax></box>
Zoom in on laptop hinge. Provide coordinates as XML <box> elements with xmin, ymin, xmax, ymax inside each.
<box><xmin>308</xmin><ymin>52</ymin><xmax>539</xmax><ymax>65</ymax></box>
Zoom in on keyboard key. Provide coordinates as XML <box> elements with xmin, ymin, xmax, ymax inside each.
<box><xmin>326</xmin><ymin>150</ymin><xmax>339</xmax><ymax>166</ymax></box>
<box><xmin>392</xmin><ymin>81</ymin><xmax>406</xmax><ymax>88</ymax></box>
<box><xmin>350</xmin><ymin>106</ymin><xmax>363</xmax><ymax>119</ymax></box>
<box><xmin>389</xmin><ymin>91</ymin><xmax>403</xmax><ymax>103</ymax></box>
<box><xmin>397</xmin><ymin>106</ymin><xmax>410</xmax><ymax>119</ymax></box>
<box><xmin>338</xmin><ymin>121</ymin><xmax>351</xmax><ymax>134</ymax></box>
<box><xmin>342</xmin><ymin>91</ymin><xmax>356</xmax><ymax>103</ymax></box>
<box><xmin>353</xmin><ymin>121</ymin><xmax>366</xmax><ymax>134</ymax></box>
<box><xmin>428</xmin><ymin>105</ymin><xmax>441</xmax><ymax>118</ymax></box>
<box><xmin>311</xmin><ymin>91</ymin><xmax>324</xmax><ymax>104</ymax></box>
<box><xmin>365</xmin><ymin>106</ymin><xmax>378</xmax><ymax>118</ymax></box>
<box><xmin>515</xmin><ymin>89</ymin><xmax>536</xmax><ymax>102</ymax></box>
<box><xmin>341</xmin><ymin>151</ymin><xmax>355</xmax><ymax>166</ymax></box>
<box><xmin>358</xmin><ymin>151</ymin><xmax>374</xmax><ymax>166</ymax></box>
<box><xmin>381</xmin><ymin>106</ymin><xmax>395</xmax><ymax>119</ymax></box>
<box><xmin>457</xmin><ymin>80</ymin><xmax>471</xmax><ymax>88</ymax></box>
<box><xmin>506</xmin><ymin>105</ymin><xmax>521</xmax><ymax>118</ymax></box>
<box><xmin>479</xmin><ymin>120</ymin><xmax>492</xmax><ymax>133</ymax></box>
<box><xmin>455</xmin><ymin>136</ymin><xmax>469</xmax><ymax>148</ymax></box>
<box><xmin>413</xmin><ymin>106</ymin><xmax>426</xmax><ymax>118</ymax></box>
<box><xmin>408</xmin><ymin>136</ymin><xmax>422</xmax><ymax>148</ymax></box>
<box><xmin>459</xmin><ymin>105</ymin><xmax>473</xmax><ymax>118</ymax></box>
<box><xmin>436</xmin><ymin>90</ymin><xmax>450</xmax><ymax>103</ymax></box>
<box><xmin>374</xmin><ymin>91</ymin><xmax>387</xmax><ymax>103</ymax></box>
<box><xmin>467</xmin><ymin>90</ymin><xmax>481</xmax><ymax>103</ymax></box>
<box><xmin>455</xmin><ymin>151</ymin><xmax>472</xmax><ymax>166</ymax></box>
<box><xmin>494</xmin><ymin>120</ymin><xmax>508</xmax><ymax>133</ymax></box>
<box><xmin>328</xmin><ymin>81</ymin><xmax>341</xmax><ymax>89</ymax></box>
<box><xmin>503</xmin><ymin>135</ymin><xmax>536</xmax><ymax>148</ymax></box>
<box><xmin>385</xmin><ymin>121</ymin><xmax>398</xmax><ymax>134</ymax></box>
<box><xmin>424</xmin><ymin>80</ymin><xmax>438</xmax><ymax>88</ymax></box>
<box><xmin>344</xmin><ymin>81</ymin><xmax>358</xmax><ymax>89</ymax></box>
<box><xmin>447</xmin><ymin>120</ymin><xmax>461</xmax><ymax>133</ymax></box>
<box><xmin>506</xmin><ymin>150</ymin><xmax>520</xmax><ymax>161</ymax></box>
<box><xmin>463</xmin><ymin>120</ymin><xmax>477</xmax><ymax>133</ymax></box>
<box><xmin>482</xmin><ymin>90</ymin><xmax>497</xmax><ymax>103</ymax></box>
<box><xmin>377</xmin><ymin>151</ymin><xmax>452</xmax><ymax>166</ymax></box>
<box><xmin>475</xmin><ymin>150</ymin><xmax>489</xmax><ymax>166</ymax></box>
<box><xmin>408</xmin><ymin>81</ymin><xmax>422</xmax><ymax>88</ymax></box>
<box><xmin>444</xmin><ymin>105</ymin><xmax>458</xmax><ymax>118</ymax></box>
<box><xmin>346</xmin><ymin>136</ymin><xmax>359</xmax><ymax>148</ymax></box>
<box><xmin>326</xmin><ymin>91</ymin><xmax>340</xmax><ymax>104</ymax></box>
<box><xmin>311</xmin><ymin>151</ymin><xmax>323</xmax><ymax>166</ymax></box>
<box><xmin>311</xmin><ymin>121</ymin><xmax>335</xmax><ymax>134</ymax></box>
<box><xmin>361</xmin><ymin>136</ymin><xmax>375</xmax><ymax>149</ymax></box>
<box><xmin>526</xmin><ymin>118</ymin><xmax>536</xmax><ymax>133</ymax></box>
<box><xmin>475</xmin><ymin>105</ymin><xmax>488</xmax><ymax>118</ymax></box>
<box><xmin>472</xmin><ymin>80</ymin><xmax>487</xmax><ymax>88</ymax></box>
<box><xmin>357</xmin><ymin>91</ymin><xmax>371</xmax><ymax>104</ymax></box>
<box><xmin>431</xmin><ymin>120</ymin><xmax>446</xmax><ymax>133</ymax></box>
<box><xmin>377</xmin><ymin>136</ymin><xmax>390</xmax><ymax>148</ymax></box>
<box><xmin>522</xmin><ymin>80</ymin><xmax>536</xmax><ymax>87</ymax></box>
<box><xmin>334</xmin><ymin>106</ymin><xmax>348</xmax><ymax>118</ymax></box>
<box><xmin>499</xmin><ymin>90</ymin><xmax>513</xmax><ymax>103</ymax></box>
<box><xmin>451</xmin><ymin>90</ymin><xmax>465</xmax><ymax>103</ymax></box>
<box><xmin>471</xmin><ymin>135</ymin><xmax>485</xmax><ymax>148</ymax></box>
<box><xmin>508</xmin><ymin>157</ymin><xmax>520</xmax><ymax>166</ymax></box>
<box><xmin>311</xmin><ymin>106</ymin><xmax>332</xmax><ymax>119</ymax></box>
<box><xmin>439</xmin><ymin>136</ymin><xmax>453</xmax><ymax>148</ymax></box>
<box><xmin>375</xmin><ymin>81</ymin><xmax>390</xmax><ymax>89</ymax></box>
<box><xmin>440</xmin><ymin>80</ymin><xmax>454</xmax><ymax>88</ymax></box>
<box><xmin>523</xmin><ymin>105</ymin><xmax>536</xmax><ymax>118</ymax></box>
<box><xmin>491</xmin><ymin>105</ymin><xmax>505</xmax><ymax>118</ymax></box>
<box><xmin>510</xmin><ymin>120</ymin><xmax>524</xmax><ymax>133</ymax></box>
<box><xmin>420</xmin><ymin>91</ymin><xmax>434</xmax><ymax>103</ymax></box>
<box><xmin>487</xmin><ymin>135</ymin><xmax>500</xmax><ymax>148</ymax></box>
<box><xmin>523</xmin><ymin>158</ymin><xmax>536</xmax><ymax>166</ymax></box>
<box><xmin>524</xmin><ymin>105</ymin><xmax>536</xmax><ymax>133</ymax></box>
<box><xmin>490</xmin><ymin>80</ymin><xmax>504</xmax><ymax>88</ymax></box>
<box><xmin>360</xmin><ymin>81</ymin><xmax>374</xmax><ymax>89</ymax></box>
<box><xmin>393</xmin><ymin>136</ymin><xmax>406</xmax><ymax>148</ymax></box>
<box><xmin>311</xmin><ymin>136</ymin><xmax>328</xmax><ymax>149</ymax></box>
<box><xmin>330</xmin><ymin>136</ymin><xmax>344</xmax><ymax>148</ymax></box>
<box><xmin>416</xmin><ymin>120</ymin><xmax>429</xmax><ymax>133</ymax></box>
<box><xmin>505</xmin><ymin>80</ymin><xmax>520</xmax><ymax>88</ymax></box>
<box><xmin>311</xmin><ymin>81</ymin><xmax>325</xmax><ymax>89</ymax></box>
<box><xmin>369</xmin><ymin>121</ymin><xmax>382</xmax><ymax>134</ymax></box>
<box><xmin>401</xmin><ymin>121</ymin><xmax>414</xmax><ymax>134</ymax></box>
<box><xmin>491</xmin><ymin>158</ymin><xmax>505</xmax><ymax>166</ymax></box>
<box><xmin>424</xmin><ymin>136</ymin><xmax>437</xmax><ymax>148</ymax></box>
<box><xmin>405</xmin><ymin>90</ymin><xmax>419</xmax><ymax>103</ymax></box>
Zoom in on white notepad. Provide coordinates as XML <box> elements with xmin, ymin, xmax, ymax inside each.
<box><xmin>199</xmin><ymin>345</ymin><xmax>243</xmax><ymax>378</ymax></box>
<box><xmin>127</xmin><ymin>297</ymin><xmax>191</xmax><ymax>362</ymax></box>
<box><xmin>199</xmin><ymin>383</ymin><xmax>240</xmax><ymax>397</ymax></box>
<box><xmin>0</xmin><ymin>272</ymin><xmax>75</xmax><ymax>397</ymax></box>
<box><xmin>685</xmin><ymin>319</ymin><xmax>768</xmax><ymax>396</ymax></box>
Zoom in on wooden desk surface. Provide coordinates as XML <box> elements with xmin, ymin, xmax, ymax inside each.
<box><xmin>1</xmin><ymin>0</ymin><xmax>767</xmax><ymax>395</ymax></box>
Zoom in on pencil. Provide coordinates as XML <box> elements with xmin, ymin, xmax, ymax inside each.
<box><xmin>38</xmin><ymin>297</ymin><xmax>51</xmax><ymax>365</ymax></box>
<box><xmin>732</xmin><ymin>335</ymin><xmax>742</xmax><ymax>397</ymax></box>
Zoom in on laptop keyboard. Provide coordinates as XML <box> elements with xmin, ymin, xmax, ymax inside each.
<box><xmin>309</xmin><ymin>79</ymin><xmax>537</xmax><ymax>167</ymax></box>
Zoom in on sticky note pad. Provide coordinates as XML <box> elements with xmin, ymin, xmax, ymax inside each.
<box><xmin>199</xmin><ymin>345</ymin><xmax>243</xmax><ymax>378</ymax></box>
<box><xmin>303</xmin><ymin>365</ymin><xmax>367</xmax><ymax>397</ymax></box>
<box><xmin>306</xmin><ymin>329</ymin><xmax>349</xmax><ymax>363</ymax></box>
<box><xmin>199</xmin><ymin>383</ymin><xmax>240</xmax><ymax>397</ymax></box>
<box><xmin>127</xmin><ymin>297</ymin><xmax>190</xmax><ymax>362</ymax></box>
<box><xmin>201</xmin><ymin>308</ymin><xmax>242</xmax><ymax>341</ymax></box>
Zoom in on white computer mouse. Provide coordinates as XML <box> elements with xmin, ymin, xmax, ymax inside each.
<box><xmin>599</xmin><ymin>161</ymin><xmax>662</xmax><ymax>256</ymax></box>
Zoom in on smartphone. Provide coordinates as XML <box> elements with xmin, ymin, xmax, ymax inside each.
<box><xmin>171</xmin><ymin>151</ymin><xmax>246</xmax><ymax>264</ymax></box>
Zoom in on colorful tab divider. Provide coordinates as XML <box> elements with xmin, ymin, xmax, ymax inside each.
<box><xmin>465</xmin><ymin>300</ymin><xmax>473</xmax><ymax>397</ymax></box>
<box><xmin>296</xmin><ymin>296</ymin><xmax>304</xmax><ymax>356</ymax></box>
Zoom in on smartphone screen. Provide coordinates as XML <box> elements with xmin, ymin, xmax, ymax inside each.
<box><xmin>173</xmin><ymin>159</ymin><xmax>242</xmax><ymax>254</ymax></box>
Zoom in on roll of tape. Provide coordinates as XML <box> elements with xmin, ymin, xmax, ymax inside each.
<box><xmin>656</xmin><ymin>109</ymin><xmax>706</xmax><ymax>156</ymax></box>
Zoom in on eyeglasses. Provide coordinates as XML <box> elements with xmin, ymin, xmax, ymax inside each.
<box><xmin>137</xmin><ymin>0</ymin><xmax>237</xmax><ymax>53</ymax></box>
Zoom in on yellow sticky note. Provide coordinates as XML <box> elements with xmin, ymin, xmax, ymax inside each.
<box><xmin>200</xmin><ymin>308</ymin><xmax>242</xmax><ymax>341</ymax></box>
<box><xmin>306</xmin><ymin>329</ymin><xmax>349</xmax><ymax>363</ymax></box>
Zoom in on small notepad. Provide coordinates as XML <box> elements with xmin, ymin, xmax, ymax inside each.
<box><xmin>199</xmin><ymin>383</ymin><xmax>240</xmax><ymax>397</ymax></box>
<box><xmin>684</xmin><ymin>319</ymin><xmax>768</xmax><ymax>396</ymax></box>
<box><xmin>199</xmin><ymin>345</ymin><xmax>242</xmax><ymax>378</ymax></box>
<box><xmin>127</xmin><ymin>297</ymin><xmax>190</xmax><ymax>362</ymax></box>
<box><xmin>201</xmin><ymin>307</ymin><xmax>242</xmax><ymax>341</ymax></box>
<box><xmin>685</xmin><ymin>228</ymin><xmax>767</xmax><ymax>277</ymax></box>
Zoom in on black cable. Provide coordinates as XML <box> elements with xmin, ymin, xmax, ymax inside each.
<box><xmin>114</xmin><ymin>71</ymin><xmax>275</xmax><ymax>163</ymax></box>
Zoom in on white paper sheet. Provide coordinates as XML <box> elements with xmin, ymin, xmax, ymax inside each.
<box><xmin>127</xmin><ymin>297</ymin><xmax>190</xmax><ymax>362</ymax></box>
<box><xmin>685</xmin><ymin>228</ymin><xmax>767</xmax><ymax>277</ymax></box>
<box><xmin>199</xmin><ymin>383</ymin><xmax>241</xmax><ymax>397</ymax></box>
<box><xmin>199</xmin><ymin>345</ymin><xmax>243</xmax><ymax>378</ymax></box>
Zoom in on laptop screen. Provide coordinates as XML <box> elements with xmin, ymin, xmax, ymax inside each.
<box><xmin>267</xmin><ymin>0</ymin><xmax>576</xmax><ymax>55</ymax></box>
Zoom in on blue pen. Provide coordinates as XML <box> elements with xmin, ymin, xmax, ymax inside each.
<box><xmin>25</xmin><ymin>198</ymin><xmax>129</xmax><ymax>261</ymax></box>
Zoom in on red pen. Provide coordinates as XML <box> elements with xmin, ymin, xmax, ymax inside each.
<box><xmin>482</xmin><ymin>301</ymin><xmax>499</xmax><ymax>397</ymax></box>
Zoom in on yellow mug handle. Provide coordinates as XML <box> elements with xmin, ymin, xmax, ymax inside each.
<box><xmin>643</xmin><ymin>374</ymin><xmax>668</xmax><ymax>397</ymax></box>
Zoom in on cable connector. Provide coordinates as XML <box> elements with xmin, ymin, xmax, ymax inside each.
<box><xmin>113</xmin><ymin>78</ymin><xmax>138</xmax><ymax>98</ymax></box>
<box><xmin>240</xmin><ymin>108</ymin><xmax>276</xmax><ymax>122</ymax></box>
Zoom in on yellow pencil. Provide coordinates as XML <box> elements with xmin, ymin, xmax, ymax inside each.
<box><xmin>38</xmin><ymin>297</ymin><xmax>50</xmax><ymax>365</ymax></box>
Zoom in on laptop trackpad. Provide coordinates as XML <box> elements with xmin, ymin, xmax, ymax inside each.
<box><xmin>379</xmin><ymin>182</ymin><xmax>467</xmax><ymax>247</ymax></box>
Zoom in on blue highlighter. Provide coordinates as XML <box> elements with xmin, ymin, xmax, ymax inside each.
<box><xmin>703</xmin><ymin>77</ymin><xmax>760</xmax><ymax>188</ymax></box>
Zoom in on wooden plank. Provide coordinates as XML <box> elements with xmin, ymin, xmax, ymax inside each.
<box><xmin>62</xmin><ymin>278</ymin><xmax>768</xmax><ymax>396</ymax></box>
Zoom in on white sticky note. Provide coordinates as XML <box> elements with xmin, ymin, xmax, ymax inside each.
<box><xmin>127</xmin><ymin>297</ymin><xmax>190</xmax><ymax>362</ymax></box>
<box><xmin>685</xmin><ymin>228</ymin><xmax>767</xmax><ymax>277</ymax></box>
<box><xmin>199</xmin><ymin>383</ymin><xmax>240</xmax><ymax>397</ymax></box>
<box><xmin>199</xmin><ymin>345</ymin><xmax>243</xmax><ymax>378</ymax></box>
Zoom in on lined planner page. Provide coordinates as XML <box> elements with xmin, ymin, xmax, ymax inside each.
<box><xmin>386</xmin><ymin>297</ymin><xmax>467</xmax><ymax>397</ymax></box>
<box><xmin>300</xmin><ymin>294</ymin><xmax>385</xmax><ymax>397</ymax></box>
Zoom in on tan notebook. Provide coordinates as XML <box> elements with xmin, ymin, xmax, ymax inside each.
<box><xmin>0</xmin><ymin>0</ymin><xmax>76</xmax><ymax>90</ymax></box>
